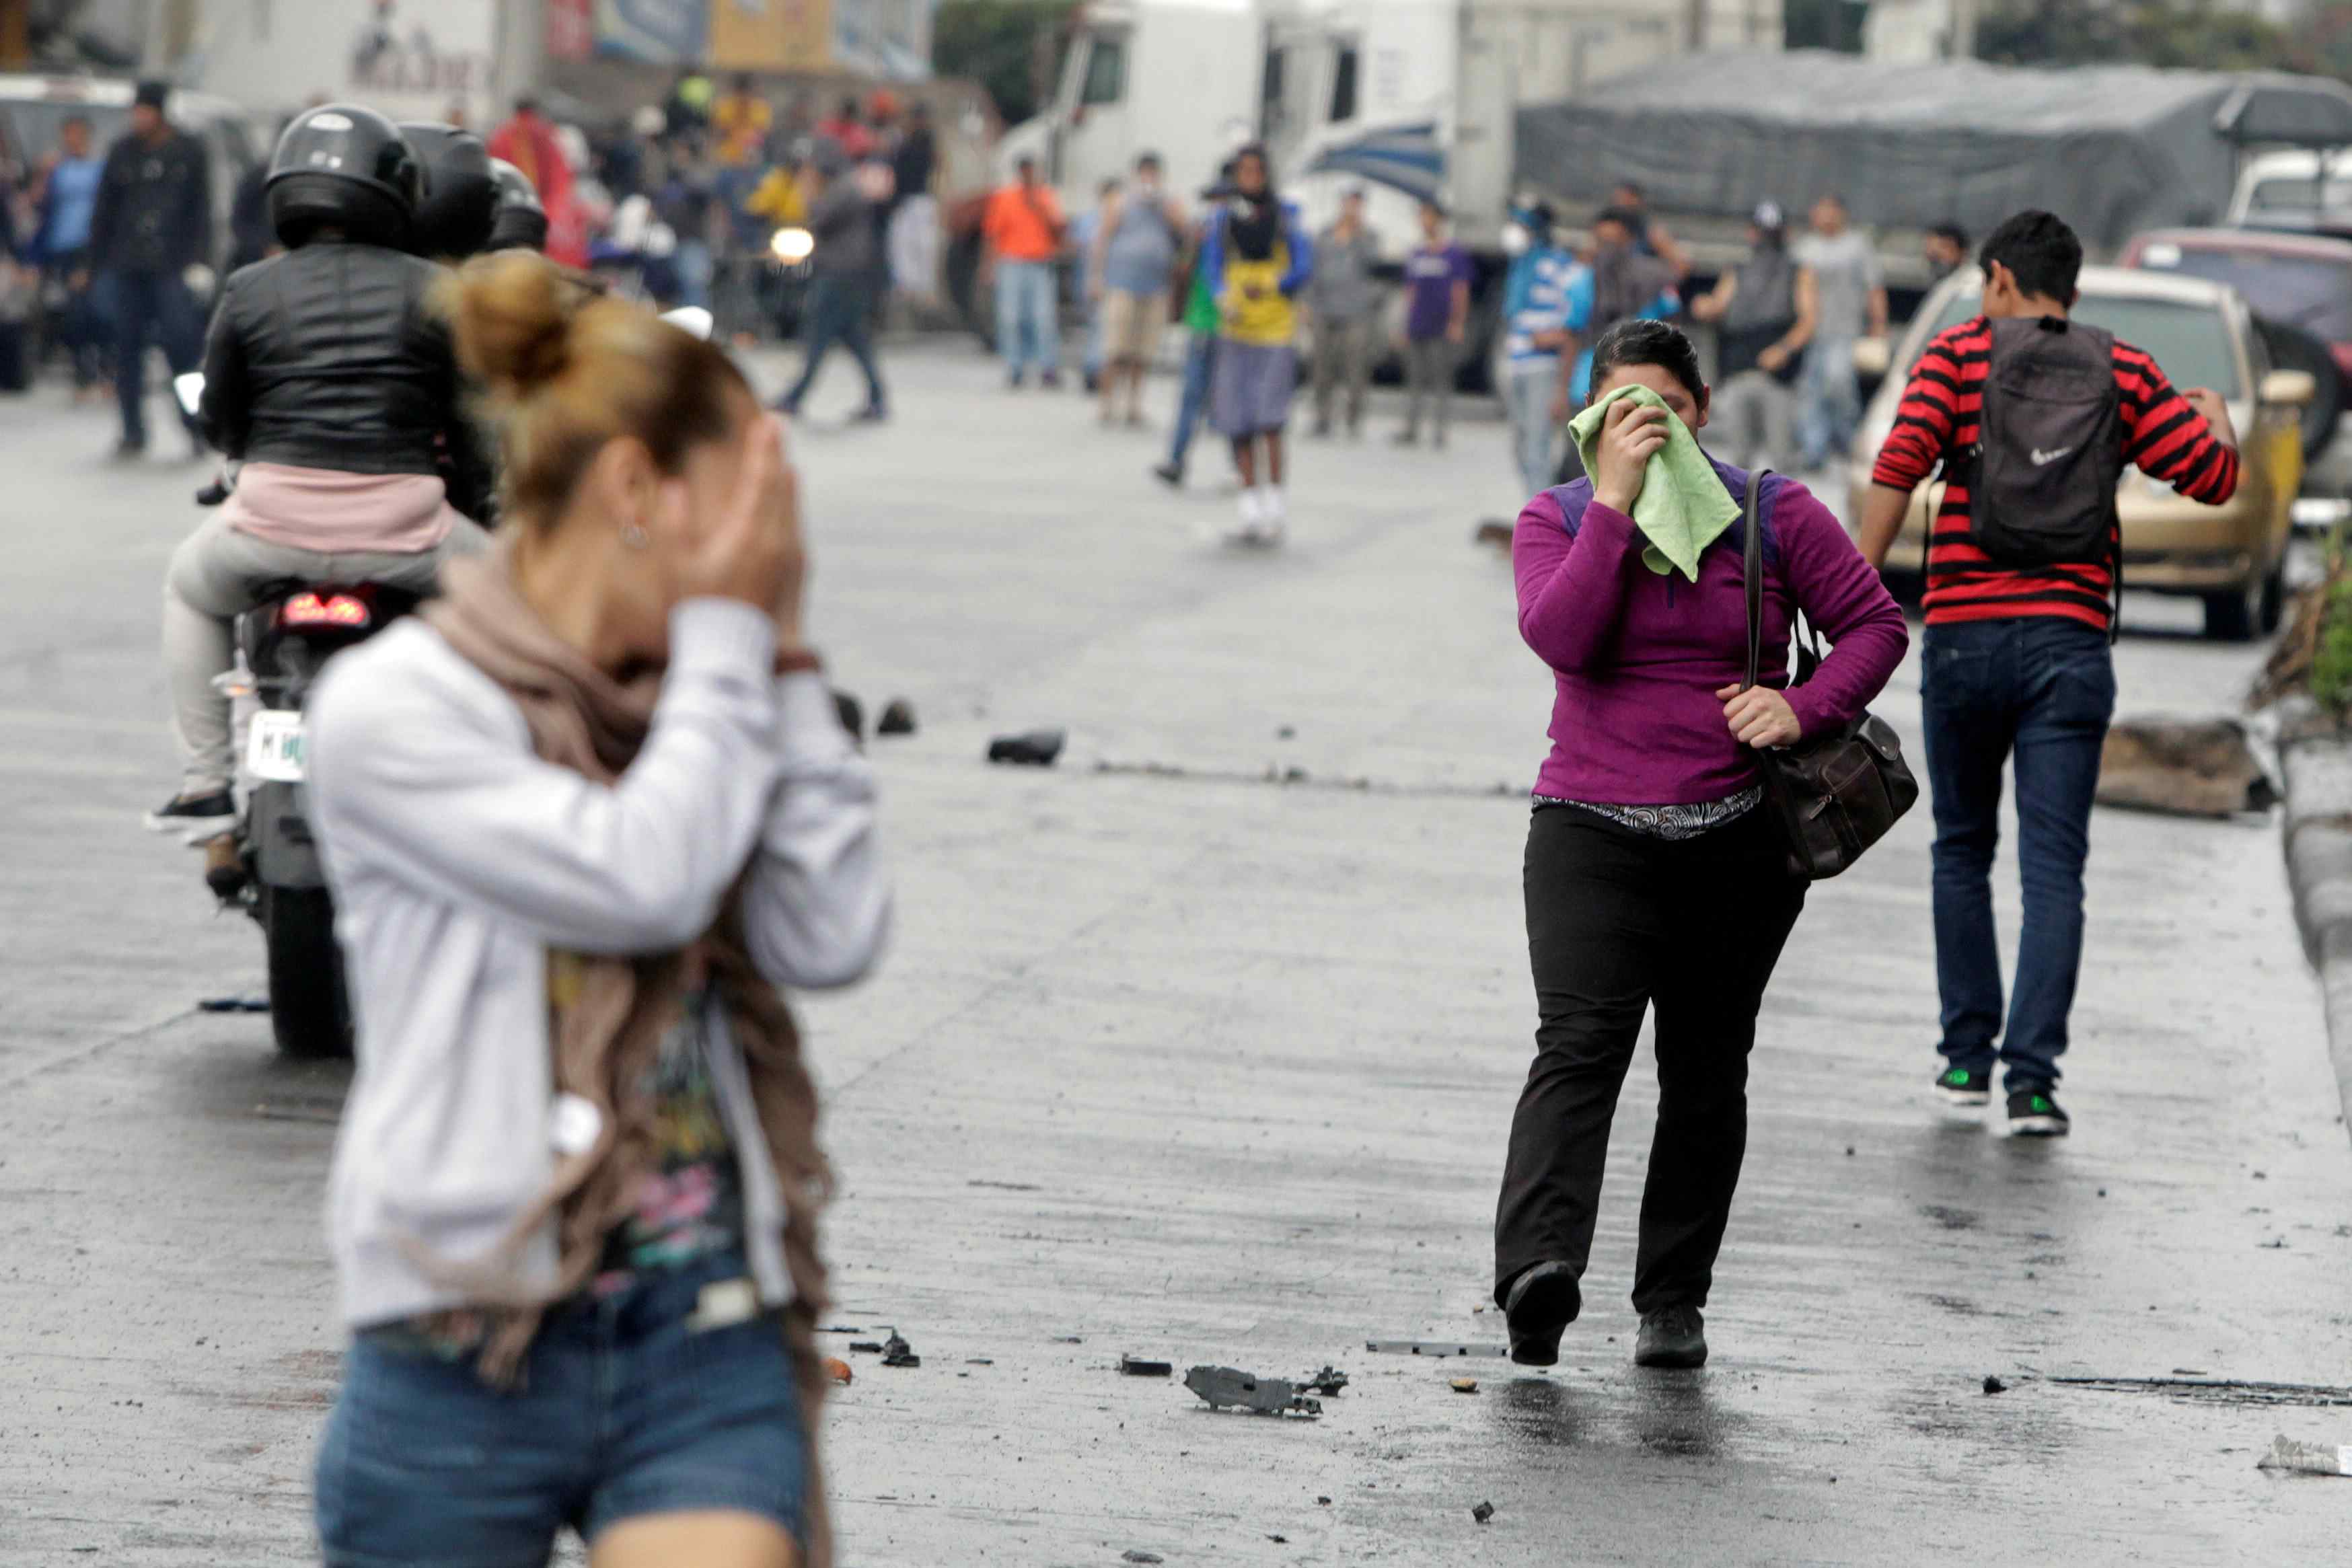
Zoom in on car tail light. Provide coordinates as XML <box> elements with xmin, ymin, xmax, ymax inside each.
<box><xmin>281</xmin><ymin>591</ymin><xmax>373</xmax><ymax>630</ymax></box>
<box><xmin>2330</xmin><ymin>342</ymin><xmax>2352</xmax><ymax>383</ymax></box>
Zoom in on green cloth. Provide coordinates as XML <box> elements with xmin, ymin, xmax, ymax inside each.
<box><xmin>1566</xmin><ymin>384</ymin><xmax>1740</xmax><ymax>581</ymax></box>
<box><xmin>1182</xmin><ymin>266</ymin><xmax>1219</xmax><ymax>336</ymax></box>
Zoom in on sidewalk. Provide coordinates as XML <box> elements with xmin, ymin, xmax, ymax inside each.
<box><xmin>0</xmin><ymin>348</ymin><xmax>2343</xmax><ymax>1564</ymax></box>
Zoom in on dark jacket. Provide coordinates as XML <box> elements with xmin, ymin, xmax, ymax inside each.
<box><xmin>89</xmin><ymin>128</ymin><xmax>213</xmax><ymax>275</ymax></box>
<box><xmin>805</xmin><ymin>181</ymin><xmax>876</xmax><ymax>281</ymax></box>
<box><xmin>198</xmin><ymin>243</ymin><xmax>490</xmax><ymax>511</ymax></box>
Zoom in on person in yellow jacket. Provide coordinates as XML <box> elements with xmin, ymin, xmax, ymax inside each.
<box><xmin>1200</xmin><ymin>144</ymin><xmax>1314</xmax><ymax>546</ymax></box>
<box><xmin>747</xmin><ymin>161</ymin><xmax>808</xmax><ymax>229</ymax></box>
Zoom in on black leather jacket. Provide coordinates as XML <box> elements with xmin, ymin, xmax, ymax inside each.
<box><xmin>198</xmin><ymin>242</ymin><xmax>492</xmax><ymax>516</ymax></box>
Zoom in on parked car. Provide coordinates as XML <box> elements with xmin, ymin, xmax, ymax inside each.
<box><xmin>1849</xmin><ymin>264</ymin><xmax>2310</xmax><ymax>641</ymax></box>
<box><xmin>2119</xmin><ymin>226</ymin><xmax>2352</xmax><ymax>500</ymax></box>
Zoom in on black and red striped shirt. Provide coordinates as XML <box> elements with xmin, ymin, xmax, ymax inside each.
<box><xmin>1871</xmin><ymin>315</ymin><xmax>2242</xmax><ymax>630</ymax></box>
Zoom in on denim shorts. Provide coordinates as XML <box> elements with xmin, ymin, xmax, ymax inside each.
<box><xmin>316</xmin><ymin>1251</ymin><xmax>807</xmax><ymax>1568</ymax></box>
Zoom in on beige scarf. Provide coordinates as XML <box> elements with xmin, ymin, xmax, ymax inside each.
<box><xmin>418</xmin><ymin>548</ymin><xmax>835</xmax><ymax>1565</ymax></box>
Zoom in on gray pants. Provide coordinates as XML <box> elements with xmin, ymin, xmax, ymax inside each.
<box><xmin>164</xmin><ymin>513</ymin><xmax>490</xmax><ymax>792</ymax></box>
<box><xmin>1505</xmin><ymin>363</ymin><xmax>1560</xmax><ymax>498</ymax></box>
<box><xmin>1402</xmin><ymin>336</ymin><xmax>1455</xmax><ymax>442</ymax></box>
<box><xmin>1311</xmin><ymin>316</ymin><xmax>1374</xmax><ymax>435</ymax></box>
<box><xmin>1715</xmin><ymin>369</ymin><xmax>1798</xmax><ymax>474</ymax></box>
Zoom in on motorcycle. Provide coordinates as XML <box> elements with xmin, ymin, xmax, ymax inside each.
<box><xmin>170</xmin><ymin>306</ymin><xmax>714</xmax><ymax>1059</ymax></box>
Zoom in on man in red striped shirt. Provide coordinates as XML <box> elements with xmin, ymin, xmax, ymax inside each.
<box><xmin>1857</xmin><ymin>210</ymin><xmax>2239</xmax><ymax>1138</ymax></box>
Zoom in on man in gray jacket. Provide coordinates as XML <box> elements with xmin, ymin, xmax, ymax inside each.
<box><xmin>774</xmin><ymin>147</ymin><xmax>888</xmax><ymax>421</ymax></box>
<box><xmin>1304</xmin><ymin>188</ymin><xmax>1381</xmax><ymax>439</ymax></box>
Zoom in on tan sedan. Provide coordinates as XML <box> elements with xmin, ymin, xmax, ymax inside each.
<box><xmin>1848</xmin><ymin>265</ymin><xmax>2309</xmax><ymax>640</ymax></box>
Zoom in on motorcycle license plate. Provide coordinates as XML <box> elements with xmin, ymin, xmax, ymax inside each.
<box><xmin>246</xmin><ymin>710</ymin><xmax>307</xmax><ymax>782</ymax></box>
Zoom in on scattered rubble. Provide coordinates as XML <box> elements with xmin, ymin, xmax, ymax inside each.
<box><xmin>1122</xmin><ymin>1552</ymin><xmax>1165</xmax><ymax>1565</ymax></box>
<box><xmin>848</xmin><ymin>1341</ymin><xmax>884</xmax><ymax>1353</ymax></box>
<box><xmin>1365</xmin><ymin>1340</ymin><xmax>1508</xmax><ymax>1358</ymax></box>
<box><xmin>833</xmin><ymin>690</ymin><xmax>865</xmax><ymax>743</ymax></box>
<box><xmin>881</xmin><ymin>1329</ymin><xmax>921</xmax><ymax>1368</ymax></box>
<box><xmin>1299</xmin><ymin>1366</ymin><xmax>1350</xmax><ymax>1396</ymax></box>
<box><xmin>1471</xmin><ymin>1500</ymin><xmax>1496</xmax><ymax>1524</ymax></box>
<box><xmin>1120</xmin><ymin>1356</ymin><xmax>1173</xmax><ymax>1378</ymax></box>
<box><xmin>2096</xmin><ymin>718</ymin><xmax>2277</xmax><ymax>817</ymax></box>
<box><xmin>1473</xmin><ymin>519</ymin><xmax>1513</xmax><ymax>548</ymax></box>
<box><xmin>877</xmin><ymin>698</ymin><xmax>917</xmax><ymax>737</ymax></box>
<box><xmin>1982</xmin><ymin>1376</ymin><xmax>2006</xmax><ymax>1394</ymax></box>
<box><xmin>1184</xmin><ymin>1365</ymin><xmax>1323</xmax><ymax>1417</ymax></box>
<box><xmin>823</xmin><ymin>1357</ymin><xmax>853</xmax><ymax>1386</ymax></box>
<box><xmin>988</xmin><ymin>729</ymin><xmax>1066</xmax><ymax>766</ymax></box>
<box><xmin>1451</xmin><ymin>1378</ymin><xmax>1480</xmax><ymax>1394</ymax></box>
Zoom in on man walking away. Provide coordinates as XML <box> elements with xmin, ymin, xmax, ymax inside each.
<box><xmin>1858</xmin><ymin>210</ymin><xmax>2240</xmax><ymax>1137</ymax></box>
<box><xmin>984</xmin><ymin>155</ymin><xmax>1066</xmax><ymax>388</ymax></box>
<box><xmin>1792</xmin><ymin>193</ymin><xmax>1885</xmax><ymax>472</ymax></box>
<box><xmin>1093</xmin><ymin>153</ymin><xmax>1183</xmax><ymax>426</ymax></box>
<box><xmin>1396</xmin><ymin>199</ymin><xmax>1469</xmax><ymax>448</ymax></box>
<box><xmin>1306</xmin><ymin>186</ymin><xmax>1381</xmax><ymax>439</ymax></box>
<box><xmin>89</xmin><ymin>81</ymin><xmax>211</xmax><ymax>459</ymax></box>
<box><xmin>1498</xmin><ymin>199</ymin><xmax>1578</xmax><ymax>494</ymax></box>
<box><xmin>1689</xmin><ymin>201</ymin><xmax>1814</xmax><ymax>474</ymax></box>
<box><xmin>31</xmin><ymin>114</ymin><xmax>108</xmax><ymax>400</ymax></box>
<box><xmin>775</xmin><ymin>147</ymin><xmax>887</xmax><ymax>422</ymax></box>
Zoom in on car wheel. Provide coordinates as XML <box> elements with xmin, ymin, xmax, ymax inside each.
<box><xmin>2258</xmin><ymin>560</ymin><xmax>2287</xmax><ymax>636</ymax></box>
<box><xmin>2203</xmin><ymin>579</ymin><xmax>2262</xmax><ymax>642</ymax></box>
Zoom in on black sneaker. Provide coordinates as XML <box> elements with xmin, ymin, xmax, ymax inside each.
<box><xmin>1151</xmin><ymin>461</ymin><xmax>1183</xmax><ymax>489</ymax></box>
<box><xmin>1502</xmin><ymin>1261</ymin><xmax>1580</xmax><ymax>1368</ymax></box>
<box><xmin>144</xmin><ymin>788</ymin><xmax>237</xmax><ymax>839</ymax></box>
<box><xmin>1006</xmin><ymin>369</ymin><xmax>1025</xmax><ymax>390</ymax></box>
<box><xmin>1634</xmin><ymin>1305</ymin><xmax>1707</xmax><ymax>1368</ymax></box>
<box><xmin>852</xmin><ymin>404</ymin><xmax>889</xmax><ymax>424</ymax></box>
<box><xmin>108</xmin><ymin>437</ymin><xmax>148</xmax><ymax>463</ymax></box>
<box><xmin>2006</xmin><ymin>1087</ymin><xmax>2071</xmax><ymax>1138</ymax></box>
<box><xmin>1934</xmin><ymin>1066</ymin><xmax>1991</xmax><ymax>1107</ymax></box>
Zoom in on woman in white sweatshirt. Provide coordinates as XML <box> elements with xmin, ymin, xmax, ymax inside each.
<box><xmin>304</xmin><ymin>251</ymin><xmax>887</xmax><ymax>1568</ymax></box>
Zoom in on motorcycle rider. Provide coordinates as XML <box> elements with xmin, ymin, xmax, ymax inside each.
<box><xmin>400</xmin><ymin>122</ymin><xmax>499</xmax><ymax>261</ymax></box>
<box><xmin>485</xmin><ymin>158</ymin><xmax>551</xmax><ymax>254</ymax></box>
<box><xmin>145</xmin><ymin>105</ymin><xmax>492</xmax><ymax>840</ymax></box>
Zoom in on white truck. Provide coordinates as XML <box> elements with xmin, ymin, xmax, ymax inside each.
<box><xmin>999</xmin><ymin>0</ymin><xmax>1786</xmax><ymax>380</ymax></box>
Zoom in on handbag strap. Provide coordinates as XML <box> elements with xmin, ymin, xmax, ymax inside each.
<box><xmin>1742</xmin><ymin>467</ymin><xmax>1768</xmax><ymax>691</ymax></box>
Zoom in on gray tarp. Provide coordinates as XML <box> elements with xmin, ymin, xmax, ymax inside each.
<box><xmin>1516</xmin><ymin>51</ymin><xmax>2352</xmax><ymax>253</ymax></box>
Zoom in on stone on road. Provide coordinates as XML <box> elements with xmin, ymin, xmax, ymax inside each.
<box><xmin>0</xmin><ymin>347</ymin><xmax>2342</xmax><ymax>1565</ymax></box>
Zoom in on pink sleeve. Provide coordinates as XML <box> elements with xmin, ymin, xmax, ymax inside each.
<box><xmin>1512</xmin><ymin>490</ymin><xmax>1644</xmax><ymax>673</ymax></box>
<box><xmin>1771</xmin><ymin>482</ymin><xmax>1911</xmax><ymax>737</ymax></box>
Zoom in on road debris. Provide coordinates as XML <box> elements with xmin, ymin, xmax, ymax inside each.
<box><xmin>1120</xmin><ymin>1355</ymin><xmax>1173</xmax><ymax>1378</ymax></box>
<box><xmin>1317</xmin><ymin>1497</ymin><xmax>1331</xmax><ymax>1505</ymax></box>
<box><xmin>1122</xmin><ymin>1552</ymin><xmax>1165</xmax><ymax>1565</ymax></box>
<box><xmin>1053</xmin><ymin>1335</ymin><xmax>1085</xmax><ymax>1344</ymax></box>
<box><xmin>1300</xmin><ymin>1366</ymin><xmax>1350</xmax><ymax>1396</ymax></box>
<box><xmin>1365</xmin><ymin>1340</ymin><xmax>1508</xmax><ymax>1358</ymax></box>
<box><xmin>833</xmin><ymin>690</ymin><xmax>865</xmax><ymax>743</ymax></box>
<box><xmin>824</xmin><ymin>1357</ymin><xmax>853</xmax><ymax>1386</ymax></box>
<box><xmin>877</xmin><ymin>698</ymin><xmax>917</xmax><ymax>737</ymax></box>
<box><xmin>881</xmin><ymin>1329</ymin><xmax>921</xmax><ymax>1368</ymax></box>
<box><xmin>1472</xmin><ymin>1500</ymin><xmax>1496</xmax><ymax>1524</ymax></box>
<box><xmin>196</xmin><ymin>994</ymin><xmax>270</xmax><ymax>1013</ymax></box>
<box><xmin>2256</xmin><ymin>1435</ymin><xmax>2352</xmax><ymax>1476</ymax></box>
<box><xmin>848</xmin><ymin>1341</ymin><xmax>884</xmax><ymax>1353</ymax></box>
<box><xmin>2052</xmin><ymin>1375</ymin><xmax>2352</xmax><ymax>1407</ymax></box>
<box><xmin>1184</xmin><ymin>1365</ymin><xmax>1323</xmax><ymax>1417</ymax></box>
<box><xmin>2096</xmin><ymin>718</ymin><xmax>2276</xmax><ymax>817</ymax></box>
<box><xmin>965</xmin><ymin>1358</ymin><xmax>994</xmax><ymax>1366</ymax></box>
<box><xmin>1982</xmin><ymin>1376</ymin><xmax>2007</xmax><ymax>1394</ymax></box>
<box><xmin>1451</xmin><ymin>1377</ymin><xmax>1480</xmax><ymax>1394</ymax></box>
<box><xmin>819</xmin><ymin>1324</ymin><xmax>865</xmax><ymax>1334</ymax></box>
<box><xmin>1473</xmin><ymin>519</ymin><xmax>1512</xmax><ymax>548</ymax></box>
<box><xmin>987</xmin><ymin>729</ymin><xmax>1066</xmax><ymax>766</ymax></box>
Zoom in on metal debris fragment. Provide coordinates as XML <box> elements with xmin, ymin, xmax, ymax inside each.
<box><xmin>1451</xmin><ymin>1377</ymin><xmax>1479</xmax><ymax>1394</ymax></box>
<box><xmin>1183</xmin><ymin>1365</ymin><xmax>1322</xmax><ymax>1417</ymax></box>
<box><xmin>881</xmin><ymin>1329</ymin><xmax>920</xmax><ymax>1368</ymax></box>
<box><xmin>1120</xmin><ymin>1356</ymin><xmax>1173</xmax><ymax>1378</ymax></box>
<box><xmin>1471</xmin><ymin>1500</ymin><xmax>1496</xmax><ymax>1524</ymax></box>
<box><xmin>1365</xmin><ymin>1340</ymin><xmax>1508</xmax><ymax>1358</ymax></box>
<box><xmin>1299</xmin><ymin>1366</ymin><xmax>1349</xmax><ymax>1396</ymax></box>
<box><xmin>1983</xmin><ymin>1376</ymin><xmax>2007</xmax><ymax>1394</ymax></box>
<box><xmin>2257</xmin><ymin>1435</ymin><xmax>2352</xmax><ymax>1476</ymax></box>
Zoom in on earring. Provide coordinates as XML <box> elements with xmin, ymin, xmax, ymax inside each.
<box><xmin>620</xmin><ymin>522</ymin><xmax>650</xmax><ymax>551</ymax></box>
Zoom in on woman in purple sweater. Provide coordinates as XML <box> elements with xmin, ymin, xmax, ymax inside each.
<box><xmin>1495</xmin><ymin>320</ymin><xmax>1907</xmax><ymax>1371</ymax></box>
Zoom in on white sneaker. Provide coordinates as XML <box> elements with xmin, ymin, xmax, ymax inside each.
<box><xmin>1224</xmin><ymin>488</ymin><xmax>1267</xmax><ymax>546</ymax></box>
<box><xmin>1257</xmin><ymin>486</ymin><xmax>1287</xmax><ymax>546</ymax></box>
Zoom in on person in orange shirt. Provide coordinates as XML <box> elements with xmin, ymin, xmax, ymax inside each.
<box><xmin>711</xmin><ymin>76</ymin><xmax>773</xmax><ymax>169</ymax></box>
<box><xmin>982</xmin><ymin>155</ymin><xmax>1067</xmax><ymax>388</ymax></box>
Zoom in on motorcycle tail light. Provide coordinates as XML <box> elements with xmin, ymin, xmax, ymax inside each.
<box><xmin>281</xmin><ymin>591</ymin><xmax>372</xmax><ymax>630</ymax></box>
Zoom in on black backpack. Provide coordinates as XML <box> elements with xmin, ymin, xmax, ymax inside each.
<box><xmin>1969</xmin><ymin>315</ymin><xmax>2123</xmax><ymax>568</ymax></box>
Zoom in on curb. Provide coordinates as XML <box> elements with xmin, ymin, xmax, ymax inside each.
<box><xmin>2279</xmin><ymin>700</ymin><xmax>2352</xmax><ymax>1137</ymax></box>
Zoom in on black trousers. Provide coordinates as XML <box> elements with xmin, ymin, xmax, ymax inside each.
<box><xmin>1494</xmin><ymin>804</ymin><xmax>1805</xmax><ymax>1314</ymax></box>
<box><xmin>780</xmin><ymin>274</ymin><xmax>885</xmax><ymax>414</ymax></box>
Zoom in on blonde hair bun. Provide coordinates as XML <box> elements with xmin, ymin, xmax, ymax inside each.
<box><xmin>442</xmin><ymin>250</ymin><xmax>582</xmax><ymax>400</ymax></box>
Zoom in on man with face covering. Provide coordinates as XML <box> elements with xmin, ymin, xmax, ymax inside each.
<box><xmin>1547</xmin><ymin>207</ymin><xmax>1681</xmax><ymax>439</ymax></box>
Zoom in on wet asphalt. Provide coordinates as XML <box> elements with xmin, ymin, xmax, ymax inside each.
<box><xmin>1</xmin><ymin>345</ymin><xmax>2345</xmax><ymax>1565</ymax></box>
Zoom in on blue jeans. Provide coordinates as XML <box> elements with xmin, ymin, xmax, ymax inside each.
<box><xmin>1797</xmin><ymin>338</ymin><xmax>1860</xmax><ymax>470</ymax></box>
<box><xmin>108</xmin><ymin>269</ymin><xmax>202</xmax><ymax>447</ymax></box>
<box><xmin>316</xmin><ymin>1252</ymin><xmax>808</xmax><ymax>1567</ymax></box>
<box><xmin>1167</xmin><ymin>331</ymin><xmax>1216</xmax><ymax>471</ymax></box>
<box><xmin>994</xmin><ymin>258</ymin><xmax>1060</xmax><ymax>377</ymax></box>
<box><xmin>1921</xmin><ymin>618</ymin><xmax>2117</xmax><ymax>1090</ymax></box>
<box><xmin>673</xmin><ymin>238</ymin><xmax>714</xmax><ymax>311</ymax></box>
<box><xmin>779</xmin><ymin>274</ymin><xmax>884</xmax><ymax>414</ymax></box>
<box><xmin>1506</xmin><ymin>363</ymin><xmax>1559</xmax><ymax>498</ymax></box>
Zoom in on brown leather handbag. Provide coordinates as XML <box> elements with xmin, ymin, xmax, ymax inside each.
<box><xmin>1740</xmin><ymin>469</ymin><xmax>1919</xmax><ymax>881</ymax></box>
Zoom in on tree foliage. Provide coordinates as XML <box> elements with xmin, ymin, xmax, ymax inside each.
<box><xmin>1975</xmin><ymin>0</ymin><xmax>2298</xmax><ymax>72</ymax></box>
<box><xmin>933</xmin><ymin>0</ymin><xmax>1080</xmax><ymax>125</ymax></box>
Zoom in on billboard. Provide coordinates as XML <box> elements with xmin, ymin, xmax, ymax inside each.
<box><xmin>195</xmin><ymin>0</ymin><xmax>497</xmax><ymax>122</ymax></box>
<box><xmin>594</xmin><ymin>0</ymin><xmax>712</xmax><ymax>64</ymax></box>
<box><xmin>709</xmin><ymin>0</ymin><xmax>836</xmax><ymax>73</ymax></box>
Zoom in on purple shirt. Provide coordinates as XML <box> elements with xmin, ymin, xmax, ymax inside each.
<box><xmin>1514</xmin><ymin>465</ymin><xmax>1909</xmax><ymax>805</ymax></box>
<box><xmin>1403</xmin><ymin>240</ymin><xmax>1470</xmax><ymax>341</ymax></box>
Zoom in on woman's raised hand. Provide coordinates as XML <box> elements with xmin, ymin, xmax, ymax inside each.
<box><xmin>673</xmin><ymin>414</ymin><xmax>807</xmax><ymax>641</ymax></box>
<box><xmin>1590</xmin><ymin>396</ymin><xmax>1669</xmax><ymax>515</ymax></box>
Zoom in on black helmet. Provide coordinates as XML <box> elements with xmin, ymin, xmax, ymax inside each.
<box><xmin>267</xmin><ymin>104</ymin><xmax>422</xmax><ymax>250</ymax></box>
<box><xmin>400</xmin><ymin>122</ymin><xmax>496</xmax><ymax>259</ymax></box>
<box><xmin>484</xmin><ymin>158</ymin><xmax>550</xmax><ymax>253</ymax></box>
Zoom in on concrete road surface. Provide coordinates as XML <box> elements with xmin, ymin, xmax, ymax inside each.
<box><xmin>2</xmin><ymin>346</ymin><xmax>2345</xmax><ymax>1566</ymax></box>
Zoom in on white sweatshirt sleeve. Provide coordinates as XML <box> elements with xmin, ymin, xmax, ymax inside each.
<box><xmin>739</xmin><ymin>672</ymin><xmax>891</xmax><ymax>990</ymax></box>
<box><xmin>308</xmin><ymin>599</ymin><xmax>784</xmax><ymax>955</ymax></box>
